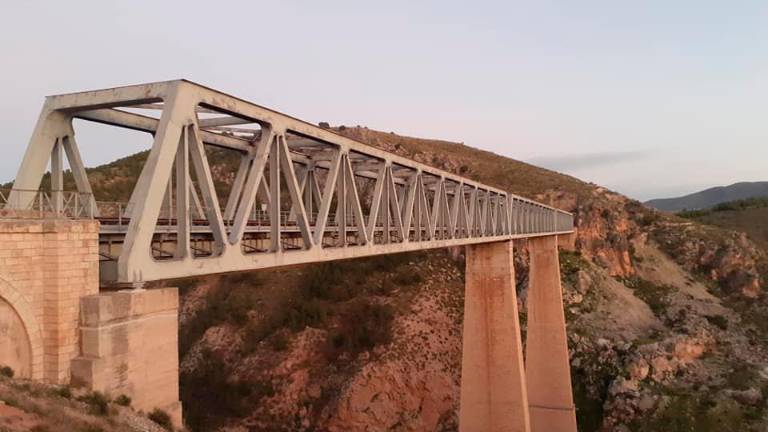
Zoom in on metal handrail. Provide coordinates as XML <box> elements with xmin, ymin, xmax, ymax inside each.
<box><xmin>0</xmin><ymin>188</ymin><xmax>95</xmax><ymax>219</ymax></box>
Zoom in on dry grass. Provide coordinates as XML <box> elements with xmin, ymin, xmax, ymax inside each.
<box><xmin>0</xmin><ymin>376</ymin><xmax>166</xmax><ymax>432</ymax></box>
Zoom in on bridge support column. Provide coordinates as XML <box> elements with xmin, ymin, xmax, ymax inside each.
<box><xmin>71</xmin><ymin>288</ymin><xmax>182</xmax><ymax>427</ymax></box>
<box><xmin>526</xmin><ymin>236</ymin><xmax>577</xmax><ymax>432</ymax></box>
<box><xmin>460</xmin><ymin>240</ymin><xmax>530</xmax><ymax>432</ymax></box>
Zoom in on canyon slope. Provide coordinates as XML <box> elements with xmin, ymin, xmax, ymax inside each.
<box><xmin>171</xmin><ymin>126</ymin><xmax>768</xmax><ymax>432</ymax></box>
<box><xmin>7</xmin><ymin>125</ymin><xmax>768</xmax><ymax>431</ymax></box>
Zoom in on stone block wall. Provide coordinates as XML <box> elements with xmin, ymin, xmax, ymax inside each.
<box><xmin>71</xmin><ymin>288</ymin><xmax>182</xmax><ymax>425</ymax></box>
<box><xmin>0</xmin><ymin>218</ymin><xmax>99</xmax><ymax>382</ymax></box>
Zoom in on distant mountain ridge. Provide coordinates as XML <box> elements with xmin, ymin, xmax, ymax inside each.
<box><xmin>645</xmin><ymin>181</ymin><xmax>768</xmax><ymax>212</ymax></box>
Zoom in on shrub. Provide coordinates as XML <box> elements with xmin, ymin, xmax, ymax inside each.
<box><xmin>679</xmin><ymin>209</ymin><xmax>710</xmax><ymax>219</ymax></box>
<box><xmin>148</xmin><ymin>408</ymin><xmax>173</xmax><ymax>431</ymax></box>
<box><xmin>180</xmin><ymin>283</ymin><xmax>261</xmax><ymax>356</ymax></box>
<box><xmin>269</xmin><ymin>332</ymin><xmax>290</xmax><ymax>351</ymax></box>
<box><xmin>560</xmin><ymin>250</ymin><xmax>588</xmax><ymax>280</ymax></box>
<box><xmin>180</xmin><ymin>349</ymin><xmax>268</xmax><ymax>431</ymax></box>
<box><xmin>705</xmin><ymin>314</ymin><xmax>728</xmax><ymax>330</ymax></box>
<box><xmin>77</xmin><ymin>391</ymin><xmax>109</xmax><ymax>416</ymax></box>
<box><xmin>53</xmin><ymin>385</ymin><xmax>72</xmax><ymax>399</ymax></box>
<box><xmin>0</xmin><ymin>366</ymin><xmax>14</xmax><ymax>378</ymax></box>
<box><xmin>114</xmin><ymin>394</ymin><xmax>132</xmax><ymax>406</ymax></box>
<box><xmin>638</xmin><ymin>211</ymin><xmax>661</xmax><ymax>227</ymax></box>
<box><xmin>324</xmin><ymin>300</ymin><xmax>394</xmax><ymax>361</ymax></box>
<box><xmin>392</xmin><ymin>268</ymin><xmax>424</xmax><ymax>286</ymax></box>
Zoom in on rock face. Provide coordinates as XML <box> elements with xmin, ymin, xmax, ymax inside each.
<box><xmin>324</xmin><ymin>291</ymin><xmax>461</xmax><ymax>432</ymax></box>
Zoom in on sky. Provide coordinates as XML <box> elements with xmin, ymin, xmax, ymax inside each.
<box><xmin>1</xmin><ymin>1</ymin><xmax>767</xmax><ymax>201</ymax></box>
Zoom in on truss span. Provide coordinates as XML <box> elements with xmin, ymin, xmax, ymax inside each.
<box><xmin>7</xmin><ymin>80</ymin><xmax>573</xmax><ymax>283</ymax></box>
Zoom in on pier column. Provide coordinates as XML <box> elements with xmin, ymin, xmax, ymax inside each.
<box><xmin>460</xmin><ymin>240</ymin><xmax>530</xmax><ymax>432</ymax></box>
<box><xmin>526</xmin><ymin>236</ymin><xmax>577</xmax><ymax>432</ymax></box>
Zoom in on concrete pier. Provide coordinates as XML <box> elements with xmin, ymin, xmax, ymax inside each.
<box><xmin>460</xmin><ymin>240</ymin><xmax>531</xmax><ymax>432</ymax></box>
<box><xmin>525</xmin><ymin>236</ymin><xmax>577</xmax><ymax>432</ymax></box>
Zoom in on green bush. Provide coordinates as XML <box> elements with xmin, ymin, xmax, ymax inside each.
<box><xmin>148</xmin><ymin>408</ymin><xmax>173</xmax><ymax>430</ymax></box>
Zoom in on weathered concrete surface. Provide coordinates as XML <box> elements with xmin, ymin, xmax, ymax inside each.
<box><xmin>71</xmin><ymin>288</ymin><xmax>182</xmax><ymax>426</ymax></box>
<box><xmin>526</xmin><ymin>235</ymin><xmax>577</xmax><ymax>432</ymax></box>
<box><xmin>460</xmin><ymin>240</ymin><xmax>531</xmax><ymax>432</ymax></box>
<box><xmin>557</xmin><ymin>231</ymin><xmax>577</xmax><ymax>252</ymax></box>
<box><xmin>0</xmin><ymin>296</ymin><xmax>32</xmax><ymax>377</ymax></box>
<box><xmin>0</xmin><ymin>218</ymin><xmax>99</xmax><ymax>382</ymax></box>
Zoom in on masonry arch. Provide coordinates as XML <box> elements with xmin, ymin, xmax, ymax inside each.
<box><xmin>0</xmin><ymin>277</ymin><xmax>43</xmax><ymax>379</ymax></box>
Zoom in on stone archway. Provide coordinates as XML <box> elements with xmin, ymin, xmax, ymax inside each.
<box><xmin>0</xmin><ymin>278</ymin><xmax>43</xmax><ymax>379</ymax></box>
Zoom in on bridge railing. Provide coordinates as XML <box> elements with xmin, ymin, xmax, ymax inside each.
<box><xmin>0</xmin><ymin>188</ymin><xmax>96</xmax><ymax>219</ymax></box>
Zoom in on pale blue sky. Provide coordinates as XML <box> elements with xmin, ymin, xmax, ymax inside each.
<box><xmin>1</xmin><ymin>1</ymin><xmax>766</xmax><ymax>200</ymax></box>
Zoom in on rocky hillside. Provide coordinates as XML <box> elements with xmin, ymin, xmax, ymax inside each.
<box><xmin>9</xmin><ymin>125</ymin><xmax>768</xmax><ymax>431</ymax></box>
<box><xmin>679</xmin><ymin>198</ymin><xmax>768</xmax><ymax>251</ymax></box>
<box><xmin>646</xmin><ymin>181</ymin><xmax>768</xmax><ymax>212</ymax></box>
<box><xmin>0</xmin><ymin>369</ymin><xmax>174</xmax><ymax>432</ymax></box>
<box><xmin>160</xmin><ymin>126</ymin><xmax>768</xmax><ymax>432</ymax></box>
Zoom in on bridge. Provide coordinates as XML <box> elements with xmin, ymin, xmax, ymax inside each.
<box><xmin>0</xmin><ymin>80</ymin><xmax>577</xmax><ymax>431</ymax></box>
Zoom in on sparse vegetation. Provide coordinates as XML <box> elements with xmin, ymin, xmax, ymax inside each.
<box><xmin>705</xmin><ymin>314</ymin><xmax>728</xmax><ymax>330</ymax></box>
<box><xmin>560</xmin><ymin>250</ymin><xmax>589</xmax><ymax>283</ymax></box>
<box><xmin>179</xmin><ymin>274</ymin><xmax>262</xmax><ymax>356</ymax></box>
<box><xmin>113</xmin><ymin>394</ymin><xmax>131</xmax><ymax>406</ymax></box>
<box><xmin>180</xmin><ymin>348</ymin><xmax>272</xmax><ymax>432</ymax></box>
<box><xmin>148</xmin><ymin>408</ymin><xmax>173</xmax><ymax>431</ymax></box>
<box><xmin>621</xmin><ymin>277</ymin><xmax>674</xmax><ymax>318</ymax></box>
<box><xmin>324</xmin><ymin>300</ymin><xmax>395</xmax><ymax>361</ymax></box>
<box><xmin>51</xmin><ymin>385</ymin><xmax>72</xmax><ymax>400</ymax></box>
<box><xmin>76</xmin><ymin>391</ymin><xmax>109</xmax><ymax>416</ymax></box>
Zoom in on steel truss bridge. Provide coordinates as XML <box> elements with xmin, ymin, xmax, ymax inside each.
<box><xmin>6</xmin><ymin>80</ymin><xmax>573</xmax><ymax>284</ymax></box>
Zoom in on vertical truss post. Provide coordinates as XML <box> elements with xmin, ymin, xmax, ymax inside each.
<box><xmin>336</xmin><ymin>153</ymin><xmax>348</xmax><ymax>246</ymax></box>
<box><xmin>119</xmin><ymin>83</ymin><xmax>194</xmax><ymax>282</ymax></box>
<box><xmin>402</xmin><ymin>172</ymin><xmax>418</xmax><ymax>243</ymax></box>
<box><xmin>175</xmin><ymin>127</ymin><xmax>190</xmax><ymax>259</ymax></box>
<box><xmin>50</xmin><ymin>138</ymin><xmax>63</xmax><ymax>214</ymax></box>
<box><xmin>387</xmin><ymin>166</ymin><xmax>404</xmax><ymax>243</ymax></box>
<box><xmin>269</xmin><ymin>135</ymin><xmax>281</xmax><ymax>252</ymax></box>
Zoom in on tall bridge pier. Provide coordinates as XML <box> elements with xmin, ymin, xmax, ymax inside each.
<box><xmin>0</xmin><ymin>80</ymin><xmax>577</xmax><ymax>431</ymax></box>
<box><xmin>460</xmin><ymin>236</ymin><xmax>576</xmax><ymax>432</ymax></box>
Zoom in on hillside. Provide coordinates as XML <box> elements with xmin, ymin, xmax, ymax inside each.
<box><xmin>0</xmin><ymin>371</ymin><xmax>172</xmax><ymax>432</ymax></box>
<box><xmin>680</xmin><ymin>198</ymin><xmax>768</xmax><ymax>251</ymax></box>
<box><xmin>646</xmin><ymin>181</ymin><xmax>768</xmax><ymax>212</ymax></box>
<box><xmin>6</xmin><ymin>125</ymin><xmax>768</xmax><ymax>431</ymax></box>
<box><xmin>167</xmin><ymin>126</ymin><xmax>768</xmax><ymax>432</ymax></box>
